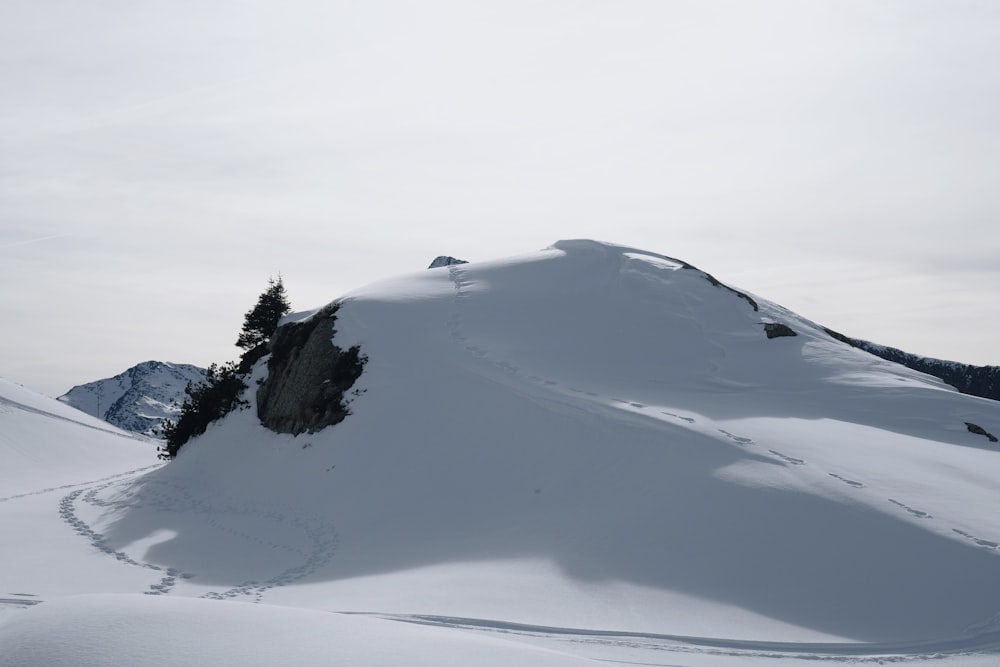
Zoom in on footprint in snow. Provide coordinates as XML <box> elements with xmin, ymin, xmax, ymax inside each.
<box><xmin>952</xmin><ymin>529</ymin><xmax>999</xmax><ymax>549</ymax></box>
<box><xmin>718</xmin><ymin>429</ymin><xmax>753</xmax><ymax>445</ymax></box>
<box><xmin>768</xmin><ymin>450</ymin><xmax>805</xmax><ymax>465</ymax></box>
<box><xmin>888</xmin><ymin>498</ymin><xmax>932</xmax><ymax>519</ymax></box>
<box><xmin>661</xmin><ymin>411</ymin><xmax>696</xmax><ymax>424</ymax></box>
<box><xmin>829</xmin><ymin>473</ymin><xmax>865</xmax><ymax>488</ymax></box>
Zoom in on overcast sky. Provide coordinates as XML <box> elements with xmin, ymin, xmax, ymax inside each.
<box><xmin>2</xmin><ymin>0</ymin><xmax>999</xmax><ymax>397</ymax></box>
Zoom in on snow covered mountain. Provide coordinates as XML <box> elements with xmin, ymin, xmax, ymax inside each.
<box><xmin>3</xmin><ymin>240</ymin><xmax>1000</xmax><ymax>666</ymax></box>
<box><xmin>58</xmin><ymin>361</ymin><xmax>206</xmax><ymax>437</ymax></box>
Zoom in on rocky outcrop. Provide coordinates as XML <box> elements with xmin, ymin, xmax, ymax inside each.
<box><xmin>965</xmin><ymin>422</ymin><xmax>998</xmax><ymax>443</ymax></box>
<box><xmin>693</xmin><ymin>268</ymin><xmax>759</xmax><ymax>312</ymax></box>
<box><xmin>256</xmin><ymin>303</ymin><xmax>366</xmax><ymax>436</ymax></box>
<box><xmin>764</xmin><ymin>322</ymin><xmax>798</xmax><ymax>339</ymax></box>
<box><xmin>428</xmin><ymin>256</ymin><xmax>468</xmax><ymax>269</ymax></box>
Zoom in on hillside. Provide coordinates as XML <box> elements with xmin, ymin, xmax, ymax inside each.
<box><xmin>3</xmin><ymin>240</ymin><xmax>1000</xmax><ymax>665</ymax></box>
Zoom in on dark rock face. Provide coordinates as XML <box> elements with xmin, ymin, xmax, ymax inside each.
<box><xmin>428</xmin><ymin>256</ymin><xmax>468</xmax><ymax>269</ymax></box>
<box><xmin>764</xmin><ymin>322</ymin><xmax>798</xmax><ymax>339</ymax></box>
<box><xmin>823</xmin><ymin>328</ymin><xmax>1000</xmax><ymax>402</ymax></box>
<box><xmin>256</xmin><ymin>304</ymin><xmax>365</xmax><ymax>436</ymax></box>
<box><xmin>694</xmin><ymin>268</ymin><xmax>759</xmax><ymax>312</ymax></box>
<box><xmin>965</xmin><ymin>422</ymin><xmax>998</xmax><ymax>443</ymax></box>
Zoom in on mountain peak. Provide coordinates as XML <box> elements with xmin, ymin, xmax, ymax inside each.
<box><xmin>58</xmin><ymin>361</ymin><xmax>206</xmax><ymax>437</ymax></box>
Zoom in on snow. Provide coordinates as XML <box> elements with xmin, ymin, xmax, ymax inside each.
<box><xmin>2</xmin><ymin>240</ymin><xmax>1000</xmax><ymax>665</ymax></box>
<box><xmin>0</xmin><ymin>595</ymin><xmax>597</xmax><ymax>667</ymax></box>
<box><xmin>0</xmin><ymin>377</ymin><xmax>156</xmax><ymax>496</ymax></box>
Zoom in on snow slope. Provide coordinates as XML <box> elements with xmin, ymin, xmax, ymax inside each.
<box><xmin>0</xmin><ymin>378</ymin><xmax>157</xmax><ymax>496</ymax></box>
<box><xmin>3</xmin><ymin>240</ymin><xmax>1000</xmax><ymax>665</ymax></box>
<box><xmin>0</xmin><ymin>379</ymin><xmax>162</xmax><ymax>626</ymax></box>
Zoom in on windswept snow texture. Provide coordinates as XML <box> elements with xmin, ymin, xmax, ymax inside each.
<box><xmin>3</xmin><ymin>240</ymin><xmax>1000</xmax><ymax>665</ymax></box>
<box><xmin>58</xmin><ymin>361</ymin><xmax>206</xmax><ymax>437</ymax></box>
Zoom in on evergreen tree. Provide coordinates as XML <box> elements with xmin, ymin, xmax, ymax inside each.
<box><xmin>159</xmin><ymin>276</ymin><xmax>293</xmax><ymax>459</ymax></box>
<box><xmin>158</xmin><ymin>361</ymin><xmax>248</xmax><ymax>459</ymax></box>
<box><xmin>237</xmin><ymin>275</ymin><xmax>291</xmax><ymax>352</ymax></box>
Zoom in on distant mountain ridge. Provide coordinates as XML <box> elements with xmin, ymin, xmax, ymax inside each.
<box><xmin>858</xmin><ymin>342</ymin><xmax>999</xmax><ymax>401</ymax></box>
<box><xmin>820</xmin><ymin>329</ymin><xmax>1000</xmax><ymax>402</ymax></box>
<box><xmin>58</xmin><ymin>361</ymin><xmax>206</xmax><ymax>437</ymax></box>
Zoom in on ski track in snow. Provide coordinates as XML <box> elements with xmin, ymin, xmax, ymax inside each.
<box><xmin>54</xmin><ymin>472</ymin><xmax>339</xmax><ymax>604</ymax></box>
<box><xmin>0</xmin><ymin>464</ymin><xmax>163</xmax><ymax>504</ymax></box>
<box><xmin>444</xmin><ymin>264</ymin><xmax>1000</xmax><ymax>562</ymax></box>
<box><xmin>351</xmin><ymin>613</ymin><xmax>1000</xmax><ymax>663</ymax></box>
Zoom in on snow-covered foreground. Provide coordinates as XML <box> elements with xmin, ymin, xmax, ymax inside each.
<box><xmin>3</xmin><ymin>240</ymin><xmax>1000</xmax><ymax>665</ymax></box>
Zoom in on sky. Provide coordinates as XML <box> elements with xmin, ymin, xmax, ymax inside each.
<box><xmin>2</xmin><ymin>0</ymin><xmax>999</xmax><ymax>397</ymax></box>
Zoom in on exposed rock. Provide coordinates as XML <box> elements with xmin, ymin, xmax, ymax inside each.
<box><xmin>694</xmin><ymin>268</ymin><xmax>759</xmax><ymax>312</ymax></box>
<box><xmin>256</xmin><ymin>303</ymin><xmax>366</xmax><ymax>436</ymax></box>
<box><xmin>965</xmin><ymin>422</ymin><xmax>998</xmax><ymax>443</ymax></box>
<box><xmin>822</xmin><ymin>327</ymin><xmax>854</xmax><ymax>346</ymax></box>
<box><xmin>764</xmin><ymin>322</ymin><xmax>798</xmax><ymax>339</ymax></box>
<box><xmin>428</xmin><ymin>256</ymin><xmax>468</xmax><ymax>269</ymax></box>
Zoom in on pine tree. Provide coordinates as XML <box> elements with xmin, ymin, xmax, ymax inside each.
<box><xmin>158</xmin><ymin>276</ymin><xmax>293</xmax><ymax>459</ymax></box>
<box><xmin>158</xmin><ymin>361</ymin><xmax>248</xmax><ymax>459</ymax></box>
<box><xmin>236</xmin><ymin>276</ymin><xmax>291</xmax><ymax>352</ymax></box>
